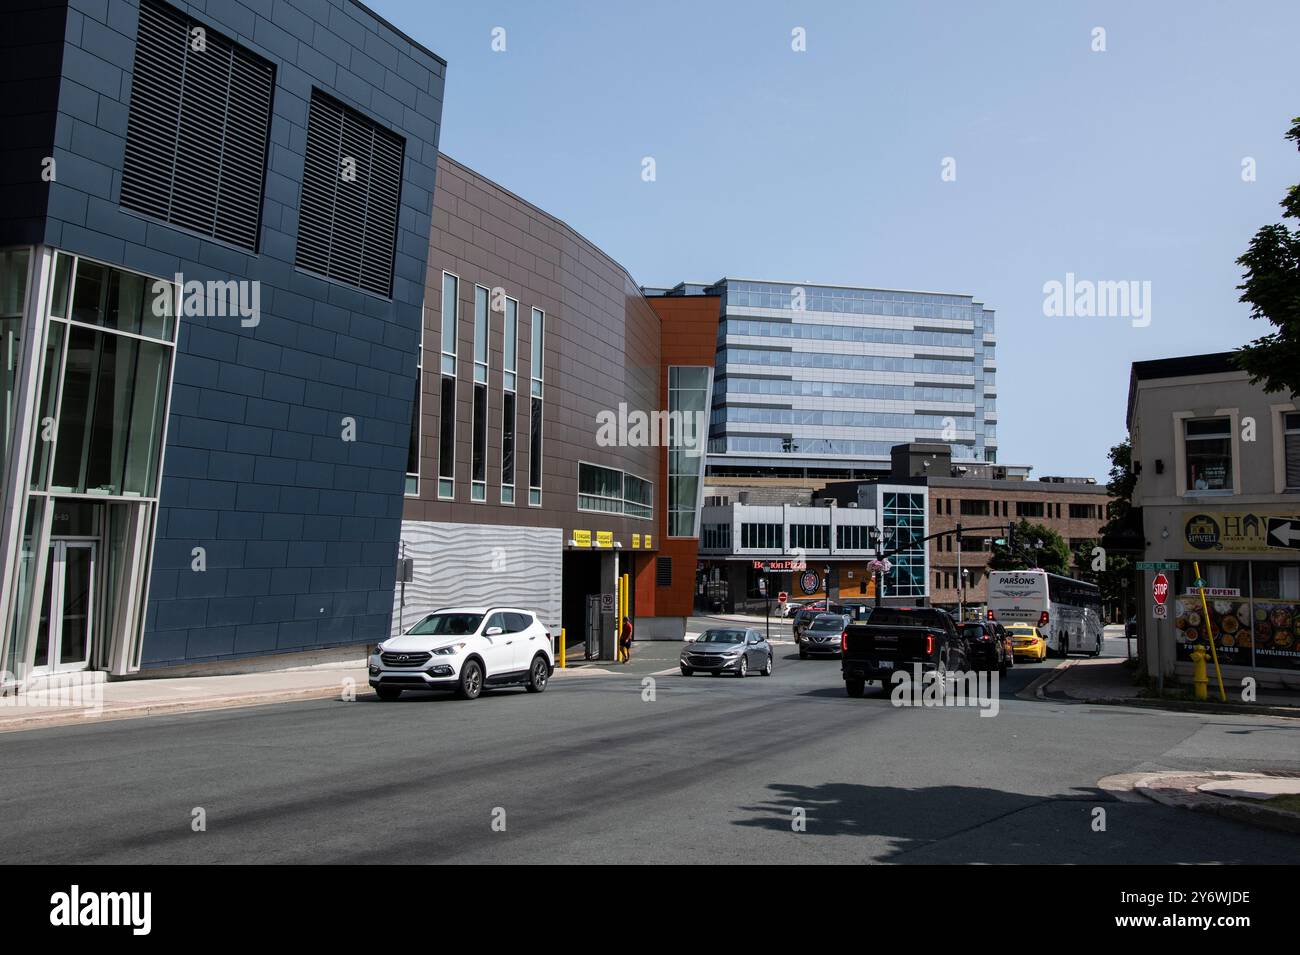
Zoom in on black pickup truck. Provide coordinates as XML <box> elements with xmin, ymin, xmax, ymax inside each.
<box><xmin>841</xmin><ymin>607</ymin><xmax>969</xmax><ymax>698</ymax></box>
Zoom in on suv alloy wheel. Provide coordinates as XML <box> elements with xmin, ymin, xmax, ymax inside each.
<box><xmin>457</xmin><ymin>659</ymin><xmax>484</xmax><ymax>699</ymax></box>
<box><xmin>526</xmin><ymin>654</ymin><xmax>549</xmax><ymax>692</ymax></box>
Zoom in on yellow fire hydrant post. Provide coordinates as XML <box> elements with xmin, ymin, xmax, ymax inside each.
<box><xmin>1190</xmin><ymin>644</ymin><xmax>1208</xmax><ymax>701</ymax></box>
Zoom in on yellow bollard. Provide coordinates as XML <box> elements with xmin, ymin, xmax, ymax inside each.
<box><xmin>1190</xmin><ymin>644</ymin><xmax>1207</xmax><ymax>701</ymax></box>
<box><xmin>558</xmin><ymin>627</ymin><xmax>566</xmax><ymax>669</ymax></box>
<box><xmin>1192</xmin><ymin>561</ymin><xmax>1228</xmax><ymax>702</ymax></box>
<box><xmin>615</xmin><ymin>576</ymin><xmax>624</xmax><ymax>664</ymax></box>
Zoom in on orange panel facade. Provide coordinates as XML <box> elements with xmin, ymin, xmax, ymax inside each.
<box><xmin>645</xmin><ymin>294</ymin><xmax>722</xmax><ymax>618</ymax></box>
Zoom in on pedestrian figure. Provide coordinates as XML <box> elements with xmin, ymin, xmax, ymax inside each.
<box><xmin>619</xmin><ymin>617</ymin><xmax>633</xmax><ymax>663</ymax></box>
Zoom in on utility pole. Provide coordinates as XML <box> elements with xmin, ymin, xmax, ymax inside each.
<box><xmin>870</xmin><ymin>526</ymin><xmax>883</xmax><ymax>607</ymax></box>
<box><xmin>762</xmin><ymin>569</ymin><xmax>770</xmax><ymax>643</ymax></box>
<box><xmin>955</xmin><ymin>520</ymin><xmax>963</xmax><ymax>621</ymax></box>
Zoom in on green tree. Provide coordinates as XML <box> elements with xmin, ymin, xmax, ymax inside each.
<box><xmin>1071</xmin><ymin>538</ymin><xmax>1100</xmax><ymax>580</ymax></box>
<box><xmin>1095</xmin><ymin>438</ymin><xmax>1142</xmax><ymax>620</ymax></box>
<box><xmin>1102</xmin><ymin>438</ymin><xmax>1135</xmax><ymax>529</ymax></box>
<box><xmin>989</xmin><ymin>520</ymin><xmax>1070</xmax><ymax>574</ymax></box>
<box><xmin>1071</xmin><ymin>535</ymin><xmax>1133</xmax><ymax>617</ymax></box>
<box><xmin>1235</xmin><ymin>116</ymin><xmax>1300</xmax><ymax>395</ymax></box>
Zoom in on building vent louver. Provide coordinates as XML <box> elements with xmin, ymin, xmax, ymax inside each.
<box><xmin>295</xmin><ymin>89</ymin><xmax>405</xmax><ymax>297</ymax></box>
<box><xmin>120</xmin><ymin>0</ymin><xmax>274</xmax><ymax>251</ymax></box>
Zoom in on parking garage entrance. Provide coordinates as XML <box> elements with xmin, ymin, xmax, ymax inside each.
<box><xmin>561</xmin><ymin>549</ymin><xmax>620</xmax><ymax>661</ymax></box>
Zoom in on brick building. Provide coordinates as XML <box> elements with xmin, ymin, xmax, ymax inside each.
<box><xmin>819</xmin><ymin>443</ymin><xmax>1109</xmax><ymax>614</ymax></box>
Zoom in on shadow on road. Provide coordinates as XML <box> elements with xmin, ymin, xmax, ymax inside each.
<box><xmin>730</xmin><ymin>780</ymin><xmax>1300</xmax><ymax>863</ymax></box>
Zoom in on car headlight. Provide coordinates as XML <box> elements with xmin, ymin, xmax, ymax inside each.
<box><xmin>723</xmin><ymin>646</ymin><xmax>743</xmax><ymax>656</ymax></box>
<box><xmin>373</xmin><ymin>644</ymin><xmax>386</xmax><ymax>656</ymax></box>
<box><xmin>432</xmin><ymin>642</ymin><xmax>467</xmax><ymax>656</ymax></box>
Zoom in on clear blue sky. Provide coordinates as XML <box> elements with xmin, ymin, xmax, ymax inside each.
<box><xmin>371</xmin><ymin>0</ymin><xmax>1300</xmax><ymax>479</ymax></box>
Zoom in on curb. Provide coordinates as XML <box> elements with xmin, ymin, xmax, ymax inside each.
<box><xmin>0</xmin><ymin>683</ymin><xmax>353</xmax><ymax>734</ymax></box>
<box><xmin>0</xmin><ymin>663</ymin><xmax>640</xmax><ymax>734</ymax></box>
<box><xmin>1069</xmin><ymin>696</ymin><xmax>1300</xmax><ymax>720</ymax></box>
<box><xmin>1020</xmin><ymin>661</ymin><xmax>1300</xmax><ymax>719</ymax></box>
<box><xmin>1013</xmin><ymin>658</ymin><xmax>1074</xmax><ymax>702</ymax></box>
<box><xmin>1124</xmin><ymin>771</ymin><xmax>1300</xmax><ymax>836</ymax></box>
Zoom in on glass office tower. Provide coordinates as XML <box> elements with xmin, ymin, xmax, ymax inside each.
<box><xmin>705</xmin><ymin>279</ymin><xmax>997</xmax><ymax>478</ymax></box>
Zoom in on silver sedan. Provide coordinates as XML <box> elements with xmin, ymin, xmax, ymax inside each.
<box><xmin>680</xmin><ymin>628</ymin><xmax>774</xmax><ymax>678</ymax></box>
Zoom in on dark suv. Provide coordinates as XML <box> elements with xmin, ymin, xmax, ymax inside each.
<box><xmin>959</xmin><ymin>620</ymin><xmax>1012</xmax><ymax>677</ymax></box>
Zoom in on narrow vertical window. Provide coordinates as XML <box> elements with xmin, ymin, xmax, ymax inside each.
<box><xmin>471</xmin><ymin>286</ymin><xmax>490</xmax><ymax>502</ymax></box>
<box><xmin>438</xmin><ymin>272</ymin><xmax>458</xmax><ymax>499</ymax></box>
<box><xmin>1285</xmin><ymin>412</ymin><xmax>1300</xmax><ymax>490</ymax></box>
<box><xmin>528</xmin><ymin>307</ymin><xmax>544</xmax><ymax>506</ymax></box>
<box><xmin>501</xmin><ymin>297</ymin><xmax>518</xmax><ymax>504</ymax></box>
<box><xmin>405</xmin><ymin>329</ymin><xmax>421</xmax><ymax>496</ymax></box>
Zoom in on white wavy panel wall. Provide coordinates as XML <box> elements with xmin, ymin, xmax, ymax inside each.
<box><xmin>392</xmin><ymin>521</ymin><xmax>563</xmax><ymax>637</ymax></box>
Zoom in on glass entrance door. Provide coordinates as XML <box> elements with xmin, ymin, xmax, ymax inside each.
<box><xmin>32</xmin><ymin>540</ymin><xmax>95</xmax><ymax>673</ymax></box>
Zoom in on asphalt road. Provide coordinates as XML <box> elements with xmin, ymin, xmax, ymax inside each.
<box><xmin>2</xmin><ymin>627</ymin><xmax>1298</xmax><ymax>864</ymax></box>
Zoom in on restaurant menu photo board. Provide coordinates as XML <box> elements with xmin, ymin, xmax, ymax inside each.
<box><xmin>1173</xmin><ymin>595</ymin><xmax>1300</xmax><ymax>669</ymax></box>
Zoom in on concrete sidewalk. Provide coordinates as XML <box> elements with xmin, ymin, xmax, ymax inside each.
<box><xmin>1101</xmin><ymin>771</ymin><xmax>1300</xmax><ymax>835</ymax></box>
<box><xmin>1040</xmin><ymin>656</ymin><xmax>1300</xmax><ymax>717</ymax></box>
<box><xmin>0</xmin><ymin>660</ymin><xmax>605</xmax><ymax>733</ymax></box>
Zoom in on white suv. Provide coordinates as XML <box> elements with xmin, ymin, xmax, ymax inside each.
<box><xmin>370</xmin><ymin>607</ymin><xmax>554</xmax><ymax>701</ymax></box>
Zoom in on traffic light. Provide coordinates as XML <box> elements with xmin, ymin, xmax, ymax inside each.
<box><xmin>1006</xmin><ymin>522</ymin><xmax>1018</xmax><ymax>550</ymax></box>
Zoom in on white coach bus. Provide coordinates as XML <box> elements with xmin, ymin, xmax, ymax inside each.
<box><xmin>987</xmin><ymin>570</ymin><xmax>1103</xmax><ymax>657</ymax></box>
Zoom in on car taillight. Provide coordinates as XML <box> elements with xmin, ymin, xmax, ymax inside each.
<box><xmin>841</xmin><ymin>630</ymin><xmax>848</xmax><ymax>652</ymax></box>
<box><xmin>925</xmin><ymin>634</ymin><xmax>934</xmax><ymax>656</ymax></box>
<box><xmin>1038</xmin><ymin>611</ymin><xmax>1049</xmax><ymax>627</ymax></box>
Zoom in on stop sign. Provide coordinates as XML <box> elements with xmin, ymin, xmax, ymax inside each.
<box><xmin>1153</xmin><ymin>573</ymin><xmax>1169</xmax><ymax>605</ymax></box>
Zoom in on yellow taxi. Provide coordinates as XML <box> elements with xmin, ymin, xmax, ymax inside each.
<box><xmin>1007</xmin><ymin>623</ymin><xmax>1047</xmax><ymax>662</ymax></box>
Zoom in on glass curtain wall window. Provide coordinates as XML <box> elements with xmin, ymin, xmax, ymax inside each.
<box><xmin>1</xmin><ymin>248</ymin><xmax>32</xmax><ymax>682</ymax></box>
<box><xmin>47</xmin><ymin>257</ymin><xmax>176</xmax><ymax>497</ymax></box>
<box><xmin>438</xmin><ymin>272</ymin><xmax>458</xmax><ymax>499</ymax></box>
<box><xmin>529</xmin><ymin>308</ymin><xmax>544</xmax><ymax>506</ymax></box>
<box><xmin>4</xmin><ymin>251</ymin><xmax>178</xmax><ymax>681</ymax></box>
<box><xmin>668</xmin><ymin>366</ymin><xmax>710</xmax><ymax>537</ymax></box>
<box><xmin>501</xmin><ymin>297</ymin><xmax>518</xmax><ymax>504</ymax></box>
<box><xmin>471</xmin><ymin>286</ymin><xmax>489</xmax><ymax>502</ymax></box>
<box><xmin>1185</xmin><ymin>417</ymin><xmax>1233</xmax><ymax>492</ymax></box>
<box><xmin>882</xmin><ymin>492</ymin><xmax>927</xmax><ymax>597</ymax></box>
<box><xmin>1</xmin><ymin>249</ymin><xmax>32</xmax><ymax>480</ymax></box>
<box><xmin>624</xmin><ymin>473</ymin><xmax>652</xmax><ymax>520</ymax></box>
<box><xmin>790</xmin><ymin>524</ymin><xmax>829</xmax><ymax>549</ymax></box>
<box><xmin>579</xmin><ymin>462</ymin><xmax>622</xmax><ymax>514</ymax></box>
<box><xmin>702</xmin><ymin>523</ymin><xmax>731</xmax><ymax>550</ymax></box>
<box><xmin>577</xmin><ymin>463</ymin><xmax>652</xmax><ymax>519</ymax></box>
<box><xmin>740</xmin><ymin>523</ymin><xmax>782</xmax><ymax>550</ymax></box>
